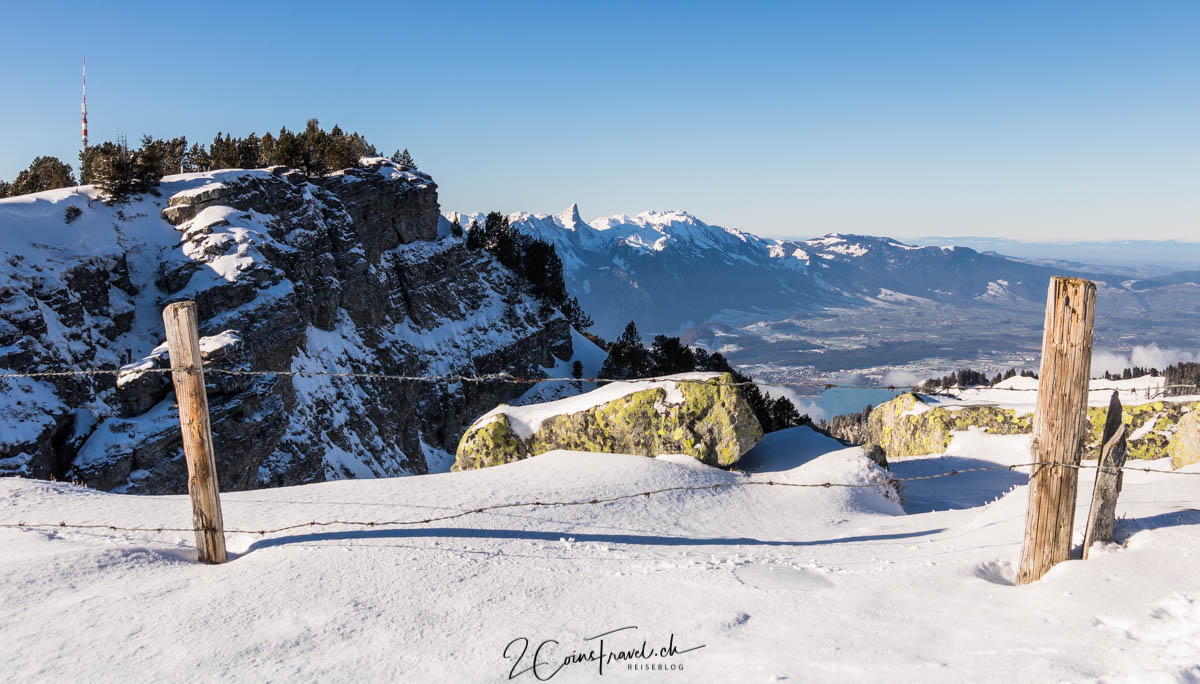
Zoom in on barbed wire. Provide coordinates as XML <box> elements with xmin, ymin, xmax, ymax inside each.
<box><xmin>0</xmin><ymin>364</ymin><xmax>1195</xmax><ymax>396</ymax></box>
<box><xmin>2</xmin><ymin>461</ymin><xmax>1196</xmax><ymax>538</ymax></box>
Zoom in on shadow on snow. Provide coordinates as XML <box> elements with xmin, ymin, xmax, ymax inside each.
<box><xmin>244</xmin><ymin>526</ymin><xmax>946</xmax><ymax>553</ymax></box>
<box><xmin>888</xmin><ymin>456</ymin><xmax>1028</xmax><ymax>514</ymax></box>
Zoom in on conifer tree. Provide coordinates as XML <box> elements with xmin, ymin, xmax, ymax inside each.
<box><xmin>323</xmin><ymin>125</ymin><xmax>359</xmax><ymax>172</ymax></box>
<box><xmin>465</xmin><ymin>220</ymin><xmax>483</xmax><ymax>249</ymax></box>
<box><xmin>258</xmin><ymin>132</ymin><xmax>277</xmax><ymax>167</ymax></box>
<box><xmin>561</xmin><ymin>297</ymin><xmax>593</xmax><ymax>330</ymax></box>
<box><xmin>301</xmin><ymin>118</ymin><xmax>328</xmax><ymax>177</ymax></box>
<box><xmin>6</xmin><ymin>156</ymin><xmax>76</xmax><ymax>195</ymax></box>
<box><xmin>236</xmin><ymin>133</ymin><xmax>261</xmax><ymax>169</ymax></box>
<box><xmin>133</xmin><ymin>136</ymin><xmax>164</xmax><ymax>192</ymax></box>
<box><xmin>649</xmin><ymin>335</ymin><xmax>697</xmax><ymax>375</ymax></box>
<box><xmin>393</xmin><ymin>148</ymin><xmax>416</xmax><ymax>171</ymax></box>
<box><xmin>184</xmin><ymin>143</ymin><xmax>210</xmax><ymax>172</ymax></box>
<box><xmin>92</xmin><ymin>137</ymin><xmax>136</xmax><ymax>202</ymax></box>
<box><xmin>275</xmin><ymin>128</ymin><xmax>304</xmax><ymax>170</ymax></box>
<box><xmin>770</xmin><ymin>396</ymin><xmax>802</xmax><ymax>429</ymax></box>
<box><xmin>599</xmin><ymin>321</ymin><xmax>652</xmax><ymax>380</ymax></box>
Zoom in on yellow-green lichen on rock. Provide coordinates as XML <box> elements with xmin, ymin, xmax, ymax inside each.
<box><xmin>860</xmin><ymin>392</ymin><xmax>1198</xmax><ymax>463</ymax></box>
<box><xmin>453</xmin><ymin>373</ymin><xmax>763</xmax><ymax>470</ymax></box>
<box><xmin>1084</xmin><ymin>400</ymin><xmax>1200</xmax><ymax>461</ymax></box>
<box><xmin>451</xmin><ymin>413</ymin><xmax>529</xmax><ymax>471</ymax></box>
<box><xmin>1168</xmin><ymin>408</ymin><xmax>1200</xmax><ymax>469</ymax></box>
<box><xmin>865</xmin><ymin>393</ymin><xmax>1032</xmax><ymax>459</ymax></box>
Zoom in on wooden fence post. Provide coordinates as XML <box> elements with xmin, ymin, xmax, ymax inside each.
<box><xmin>1016</xmin><ymin>277</ymin><xmax>1097</xmax><ymax>585</ymax></box>
<box><xmin>163</xmin><ymin>301</ymin><xmax>227</xmax><ymax>564</ymax></box>
<box><xmin>1081</xmin><ymin>391</ymin><xmax>1128</xmax><ymax>559</ymax></box>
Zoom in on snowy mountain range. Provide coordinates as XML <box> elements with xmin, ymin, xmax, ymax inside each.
<box><xmin>448</xmin><ymin>205</ymin><xmax>1200</xmax><ymax>375</ymax></box>
<box><xmin>447</xmin><ymin>206</ymin><xmax>1091</xmax><ymax>337</ymax></box>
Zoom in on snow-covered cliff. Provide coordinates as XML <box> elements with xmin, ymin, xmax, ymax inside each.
<box><xmin>0</xmin><ymin>159</ymin><xmax>595</xmax><ymax>493</ymax></box>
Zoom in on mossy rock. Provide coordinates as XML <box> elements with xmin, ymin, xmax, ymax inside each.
<box><xmin>1168</xmin><ymin>409</ymin><xmax>1200</xmax><ymax>469</ymax></box>
<box><xmin>861</xmin><ymin>392</ymin><xmax>1198</xmax><ymax>462</ymax></box>
<box><xmin>865</xmin><ymin>393</ymin><xmax>1031</xmax><ymax>459</ymax></box>
<box><xmin>453</xmin><ymin>373</ymin><xmax>763</xmax><ymax>470</ymax></box>
<box><xmin>1084</xmin><ymin>400</ymin><xmax>1199</xmax><ymax>461</ymax></box>
<box><xmin>452</xmin><ymin>414</ymin><xmax>529</xmax><ymax>471</ymax></box>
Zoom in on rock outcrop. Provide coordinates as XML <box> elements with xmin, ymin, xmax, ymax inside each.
<box><xmin>1</xmin><ymin>159</ymin><xmax>578</xmax><ymax>493</ymax></box>
<box><xmin>453</xmin><ymin>373</ymin><xmax>763</xmax><ymax>470</ymax></box>
<box><xmin>1168</xmin><ymin>408</ymin><xmax>1200</xmax><ymax>469</ymax></box>
<box><xmin>862</xmin><ymin>393</ymin><xmax>1031</xmax><ymax>459</ymax></box>
<box><xmin>832</xmin><ymin>391</ymin><xmax>1200</xmax><ymax>465</ymax></box>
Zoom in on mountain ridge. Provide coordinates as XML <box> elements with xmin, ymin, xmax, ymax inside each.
<box><xmin>446</xmin><ymin>204</ymin><xmax>1101</xmax><ymax>338</ymax></box>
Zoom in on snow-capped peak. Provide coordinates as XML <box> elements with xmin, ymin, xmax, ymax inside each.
<box><xmin>555</xmin><ymin>202</ymin><xmax>586</xmax><ymax>231</ymax></box>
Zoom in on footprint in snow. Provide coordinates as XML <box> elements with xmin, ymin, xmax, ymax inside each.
<box><xmin>972</xmin><ymin>559</ymin><xmax>1015</xmax><ymax>586</ymax></box>
<box><xmin>721</xmin><ymin>611</ymin><xmax>751</xmax><ymax>631</ymax></box>
<box><xmin>735</xmin><ymin>564</ymin><xmax>834</xmax><ymax>591</ymax></box>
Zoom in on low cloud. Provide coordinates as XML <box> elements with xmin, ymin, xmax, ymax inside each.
<box><xmin>882</xmin><ymin>370</ymin><xmax>921</xmax><ymax>387</ymax></box>
<box><xmin>1091</xmin><ymin>345</ymin><xmax>1200</xmax><ymax>376</ymax></box>
<box><xmin>759</xmin><ymin>385</ymin><xmax>828</xmax><ymax>421</ymax></box>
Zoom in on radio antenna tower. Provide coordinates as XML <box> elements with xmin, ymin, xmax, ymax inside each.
<box><xmin>81</xmin><ymin>54</ymin><xmax>88</xmax><ymax>154</ymax></box>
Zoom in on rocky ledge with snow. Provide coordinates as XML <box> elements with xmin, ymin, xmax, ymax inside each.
<box><xmin>454</xmin><ymin>372</ymin><xmax>763</xmax><ymax>470</ymax></box>
<box><xmin>826</xmin><ymin>375</ymin><xmax>1200</xmax><ymax>467</ymax></box>
<box><xmin>0</xmin><ymin>159</ymin><xmax>589</xmax><ymax>493</ymax></box>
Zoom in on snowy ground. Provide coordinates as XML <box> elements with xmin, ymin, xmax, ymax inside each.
<box><xmin>2</xmin><ymin>428</ymin><xmax>1198</xmax><ymax>682</ymax></box>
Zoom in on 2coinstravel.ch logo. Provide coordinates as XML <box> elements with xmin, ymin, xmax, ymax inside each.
<box><xmin>504</xmin><ymin>625</ymin><xmax>704</xmax><ymax>679</ymax></box>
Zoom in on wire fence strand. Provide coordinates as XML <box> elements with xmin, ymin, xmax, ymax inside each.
<box><xmin>3</xmin><ymin>461</ymin><xmax>1196</xmax><ymax>538</ymax></box>
<box><xmin>1</xmin><ymin>364</ymin><xmax>1195</xmax><ymax>397</ymax></box>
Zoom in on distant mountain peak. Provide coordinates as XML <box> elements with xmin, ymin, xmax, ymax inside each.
<box><xmin>555</xmin><ymin>202</ymin><xmax>585</xmax><ymax>231</ymax></box>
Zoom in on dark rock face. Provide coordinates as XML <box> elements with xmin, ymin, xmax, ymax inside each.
<box><xmin>861</xmin><ymin>444</ymin><xmax>888</xmax><ymax>470</ymax></box>
<box><xmin>825</xmin><ymin>411</ymin><xmax>870</xmax><ymax>445</ymax></box>
<box><xmin>0</xmin><ymin>160</ymin><xmax>574</xmax><ymax>493</ymax></box>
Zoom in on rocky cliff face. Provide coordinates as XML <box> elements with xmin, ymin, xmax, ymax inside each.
<box><xmin>0</xmin><ymin>160</ymin><xmax>576</xmax><ymax>493</ymax></box>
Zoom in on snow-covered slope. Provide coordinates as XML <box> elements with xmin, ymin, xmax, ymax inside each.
<box><xmin>2</xmin><ymin>429</ymin><xmax>1198</xmax><ymax>681</ymax></box>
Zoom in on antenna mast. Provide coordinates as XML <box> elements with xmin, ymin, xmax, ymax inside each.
<box><xmin>81</xmin><ymin>54</ymin><xmax>88</xmax><ymax>154</ymax></box>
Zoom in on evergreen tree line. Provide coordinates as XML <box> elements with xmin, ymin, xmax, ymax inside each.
<box><xmin>596</xmin><ymin>321</ymin><xmax>807</xmax><ymax>434</ymax></box>
<box><xmin>0</xmin><ymin>156</ymin><xmax>77</xmax><ymax>198</ymax></box>
<box><xmin>1165</xmin><ymin>362</ymin><xmax>1200</xmax><ymax>397</ymax></box>
<box><xmin>920</xmin><ymin>367</ymin><xmax>1038</xmax><ymax>390</ymax></box>
<box><xmin>464</xmin><ymin>212</ymin><xmax>592</xmax><ymax>331</ymax></box>
<box><xmin>1101</xmin><ymin>366</ymin><xmax>1160</xmax><ymax>381</ymax></box>
<box><xmin>79</xmin><ymin>135</ymin><xmax>173</xmax><ymax>201</ymax></box>
<box><xmin>916</xmin><ymin>362</ymin><xmax>1190</xmax><ymax>388</ymax></box>
<box><xmin>2</xmin><ymin>120</ymin><xmax>414</xmax><ymax>203</ymax></box>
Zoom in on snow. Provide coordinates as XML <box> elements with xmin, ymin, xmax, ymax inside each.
<box><xmin>925</xmin><ymin>375</ymin><xmax>1190</xmax><ymax>415</ymax></box>
<box><xmin>170</xmin><ymin>181</ymin><xmax>227</xmax><ymax>200</ymax></box>
<box><xmin>823</xmin><ymin>242</ymin><xmax>869</xmax><ymax>257</ymax></box>
<box><xmin>451</xmin><ymin>205</ymin><xmax>774</xmax><ymax>268</ymax></box>
<box><xmin>474</xmin><ymin>373</ymin><xmax>721</xmax><ymax>440</ymax></box>
<box><xmin>2</xmin><ymin>428</ymin><xmax>1199</xmax><ymax>681</ymax></box>
<box><xmin>874</xmin><ymin>288</ymin><xmax>934</xmax><ymax>305</ymax></box>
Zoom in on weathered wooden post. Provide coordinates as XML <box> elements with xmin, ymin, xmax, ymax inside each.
<box><xmin>163</xmin><ymin>301</ymin><xmax>228</xmax><ymax>564</ymax></box>
<box><xmin>1017</xmin><ymin>277</ymin><xmax>1096</xmax><ymax>585</ymax></box>
<box><xmin>1082</xmin><ymin>391</ymin><xmax>1128</xmax><ymax>559</ymax></box>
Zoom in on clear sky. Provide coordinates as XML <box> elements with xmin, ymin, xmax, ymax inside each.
<box><xmin>1</xmin><ymin>1</ymin><xmax>1197</xmax><ymax>241</ymax></box>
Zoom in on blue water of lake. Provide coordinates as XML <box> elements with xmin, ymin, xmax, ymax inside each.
<box><xmin>762</xmin><ymin>386</ymin><xmax>906</xmax><ymax>422</ymax></box>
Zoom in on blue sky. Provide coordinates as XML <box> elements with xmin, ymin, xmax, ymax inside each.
<box><xmin>1</xmin><ymin>1</ymin><xmax>1196</xmax><ymax>240</ymax></box>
